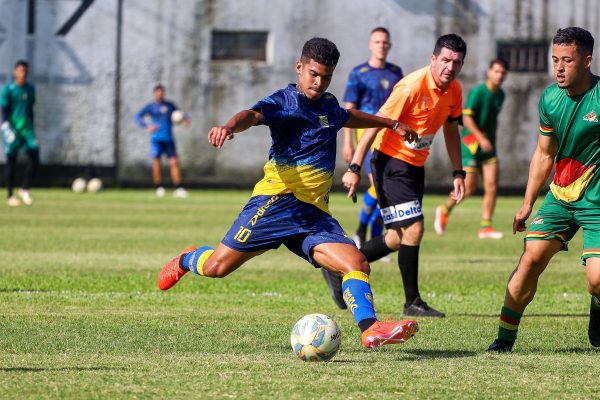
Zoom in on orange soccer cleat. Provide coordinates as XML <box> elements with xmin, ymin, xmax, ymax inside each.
<box><xmin>478</xmin><ymin>226</ymin><xmax>503</xmax><ymax>239</ymax></box>
<box><xmin>434</xmin><ymin>205</ymin><xmax>449</xmax><ymax>235</ymax></box>
<box><xmin>361</xmin><ymin>319</ymin><xmax>419</xmax><ymax>348</ymax></box>
<box><xmin>158</xmin><ymin>246</ymin><xmax>197</xmax><ymax>290</ymax></box>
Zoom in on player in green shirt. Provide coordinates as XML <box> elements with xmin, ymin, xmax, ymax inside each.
<box><xmin>488</xmin><ymin>27</ymin><xmax>600</xmax><ymax>352</ymax></box>
<box><xmin>434</xmin><ymin>59</ymin><xmax>507</xmax><ymax>239</ymax></box>
<box><xmin>1</xmin><ymin>60</ymin><xmax>38</xmax><ymax>206</ymax></box>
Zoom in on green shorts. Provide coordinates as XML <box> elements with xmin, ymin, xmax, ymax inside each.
<box><xmin>461</xmin><ymin>142</ymin><xmax>497</xmax><ymax>174</ymax></box>
<box><xmin>526</xmin><ymin>192</ymin><xmax>600</xmax><ymax>263</ymax></box>
<box><xmin>2</xmin><ymin>127</ymin><xmax>38</xmax><ymax>157</ymax></box>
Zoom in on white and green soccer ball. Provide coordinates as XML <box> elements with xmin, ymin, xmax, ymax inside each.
<box><xmin>290</xmin><ymin>313</ymin><xmax>341</xmax><ymax>362</ymax></box>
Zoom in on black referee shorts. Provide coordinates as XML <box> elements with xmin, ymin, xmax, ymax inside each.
<box><xmin>371</xmin><ymin>150</ymin><xmax>424</xmax><ymax>229</ymax></box>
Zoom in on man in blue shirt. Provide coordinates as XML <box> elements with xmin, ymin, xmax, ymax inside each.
<box><xmin>157</xmin><ymin>37</ymin><xmax>420</xmax><ymax>349</ymax></box>
<box><xmin>323</xmin><ymin>27</ymin><xmax>404</xmax><ymax>308</ymax></box>
<box><xmin>134</xmin><ymin>84</ymin><xmax>190</xmax><ymax>198</ymax></box>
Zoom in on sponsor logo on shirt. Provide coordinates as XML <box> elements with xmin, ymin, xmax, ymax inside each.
<box><xmin>405</xmin><ymin>133</ymin><xmax>435</xmax><ymax>150</ymax></box>
<box><xmin>160</xmin><ymin>105</ymin><xmax>168</xmax><ymax>113</ymax></box>
<box><xmin>380</xmin><ymin>200</ymin><xmax>422</xmax><ymax>224</ymax></box>
<box><xmin>583</xmin><ymin>111</ymin><xmax>598</xmax><ymax>122</ymax></box>
<box><xmin>318</xmin><ymin>115</ymin><xmax>330</xmax><ymax>128</ymax></box>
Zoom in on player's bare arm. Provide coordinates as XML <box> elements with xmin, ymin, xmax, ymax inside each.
<box><xmin>443</xmin><ymin>120</ymin><xmax>466</xmax><ymax>203</ymax></box>
<box><xmin>513</xmin><ymin>133</ymin><xmax>558</xmax><ymax>233</ymax></box>
<box><xmin>342</xmin><ymin>111</ymin><xmax>416</xmax><ymax>197</ymax></box>
<box><xmin>208</xmin><ymin>109</ymin><xmax>263</xmax><ymax>149</ymax></box>
<box><xmin>463</xmin><ymin>114</ymin><xmax>493</xmax><ymax>152</ymax></box>
<box><xmin>342</xmin><ymin>102</ymin><xmax>357</xmax><ymax>163</ymax></box>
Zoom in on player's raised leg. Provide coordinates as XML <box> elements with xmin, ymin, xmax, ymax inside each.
<box><xmin>158</xmin><ymin>243</ymin><xmax>263</xmax><ymax>290</ymax></box>
<box><xmin>312</xmin><ymin>242</ymin><xmax>419</xmax><ymax>348</ymax></box>
<box><xmin>435</xmin><ymin>170</ymin><xmax>478</xmax><ymax>235</ymax></box>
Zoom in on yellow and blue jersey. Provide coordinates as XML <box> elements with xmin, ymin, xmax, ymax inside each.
<box><xmin>250</xmin><ymin>84</ymin><xmax>350</xmax><ymax>213</ymax></box>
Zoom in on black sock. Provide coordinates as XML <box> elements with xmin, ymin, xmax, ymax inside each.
<box><xmin>398</xmin><ymin>244</ymin><xmax>420</xmax><ymax>305</ymax></box>
<box><xmin>356</xmin><ymin>222</ymin><xmax>367</xmax><ymax>238</ymax></box>
<box><xmin>358</xmin><ymin>317</ymin><xmax>377</xmax><ymax>333</ymax></box>
<box><xmin>22</xmin><ymin>149</ymin><xmax>39</xmax><ymax>190</ymax></box>
<box><xmin>360</xmin><ymin>235</ymin><xmax>393</xmax><ymax>263</ymax></box>
<box><xmin>5</xmin><ymin>155</ymin><xmax>16</xmax><ymax>198</ymax></box>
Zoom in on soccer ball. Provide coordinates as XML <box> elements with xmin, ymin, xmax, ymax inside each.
<box><xmin>290</xmin><ymin>313</ymin><xmax>341</xmax><ymax>362</ymax></box>
<box><xmin>72</xmin><ymin>178</ymin><xmax>87</xmax><ymax>193</ymax></box>
<box><xmin>171</xmin><ymin>110</ymin><xmax>186</xmax><ymax>125</ymax></box>
<box><xmin>87</xmin><ymin>178</ymin><xmax>103</xmax><ymax>193</ymax></box>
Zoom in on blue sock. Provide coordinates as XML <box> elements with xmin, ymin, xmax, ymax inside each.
<box><xmin>359</xmin><ymin>190</ymin><xmax>378</xmax><ymax>225</ymax></box>
<box><xmin>342</xmin><ymin>271</ymin><xmax>377</xmax><ymax>326</ymax></box>
<box><xmin>181</xmin><ymin>246</ymin><xmax>214</xmax><ymax>275</ymax></box>
<box><xmin>369</xmin><ymin>209</ymin><xmax>383</xmax><ymax>238</ymax></box>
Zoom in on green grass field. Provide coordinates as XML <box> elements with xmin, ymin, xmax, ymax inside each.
<box><xmin>0</xmin><ymin>189</ymin><xmax>597</xmax><ymax>399</ymax></box>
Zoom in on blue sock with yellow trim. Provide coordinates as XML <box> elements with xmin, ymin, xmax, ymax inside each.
<box><xmin>181</xmin><ymin>246</ymin><xmax>215</xmax><ymax>275</ymax></box>
<box><xmin>369</xmin><ymin>209</ymin><xmax>383</xmax><ymax>238</ymax></box>
<box><xmin>342</xmin><ymin>271</ymin><xmax>377</xmax><ymax>331</ymax></box>
<box><xmin>359</xmin><ymin>189</ymin><xmax>378</xmax><ymax>225</ymax></box>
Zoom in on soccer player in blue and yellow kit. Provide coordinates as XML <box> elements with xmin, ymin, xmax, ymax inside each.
<box><xmin>323</xmin><ymin>27</ymin><xmax>404</xmax><ymax>309</ymax></box>
<box><xmin>1</xmin><ymin>60</ymin><xmax>38</xmax><ymax>207</ymax></box>
<box><xmin>134</xmin><ymin>84</ymin><xmax>190</xmax><ymax>198</ymax></box>
<box><xmin>488</xmin><ymin>27</ymin><xmax>600</xmax><ymax>352</ymax></box>
<box><xmin>342</xmin><ymin>27</ymin><xmax>404</xmax><ymax>247</ymax></box>
<box><xmin>158</xmin><ymin>38</ymin><xmax>419</xmax><ymax>348</ymax></box>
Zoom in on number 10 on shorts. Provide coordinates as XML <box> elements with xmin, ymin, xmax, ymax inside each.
<box><xmin>234</xmin><ymin>226</ymin><xmax>252</xmax><ymax>242</ymax></box>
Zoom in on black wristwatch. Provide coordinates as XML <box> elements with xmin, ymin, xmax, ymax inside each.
<box><xmin>348</xmin><ymin>163</ymin><xmax>361</xmax><ymax>174</ymax></box>
<box><xmin>452</xmin><ymin>169</ymin><xmax>466</xmax><ymax>179</ymax></box>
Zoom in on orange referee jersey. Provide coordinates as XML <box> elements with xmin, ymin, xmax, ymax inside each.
<box><xmin>373</xmin><ymin>65</ymin><xmax>463</xmax><ymax>167</ymax></box>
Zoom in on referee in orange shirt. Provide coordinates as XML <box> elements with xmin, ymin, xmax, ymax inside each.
<box><xmin>323</xmin><ymin>34</ymin><xmax>467</xmax><ymax>317</ymax></box>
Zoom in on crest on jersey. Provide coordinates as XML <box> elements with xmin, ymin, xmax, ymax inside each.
<box><xmin>22</xmin><ymin>93</ymin><xmax>28</xmax><ymax>100</ymax></box>
<box><xmin>380</xmin><ymin>79</ymin><xmax>390</xmax><ymax>90</ymax></box>
<box><xmin>583</xmin><ymin>111</ymin><xmax>598</xmax><ymax>122</ymax></box>
<box><xmin>318</xmin><ymin>115</ymin><xmax>330</xmax><ymax>127</ymax></box>
<box><xmin>160</xmin><ymin>105</ymin><xmax>168</xmax><ymax>113</ymax></box>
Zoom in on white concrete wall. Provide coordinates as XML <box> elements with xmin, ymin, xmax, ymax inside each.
<box><xmin>2</xmin><ymin>0</ymin><xmax>599</xmax><ymax>187</ymax></box>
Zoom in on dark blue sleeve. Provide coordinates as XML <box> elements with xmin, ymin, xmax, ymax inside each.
<box><xmin>134</xmin><ymin>104</ymin><xmax>150</xmax><ymax>128</ymax></box>
<box><xmin>250</xmin><ymin>92</ymin><xmax>285</xmax><ymax>126</ymax></box>
<box><xmin>343</xmin><ymin>69</ymin><xmax>361</xmax><ymax>104</ymax></box>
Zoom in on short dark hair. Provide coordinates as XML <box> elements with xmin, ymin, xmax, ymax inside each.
<box><xmin>489</xmin><ymin>58</ymin><xmax>508</xmax><ymax>70</ymax></box>
<box><xmin>153</xmin><ymin>84</ymin><xmax>165</xmax><ymax>92</ymax></box>
<box><xmin>553</xmin><ymin>27</ymin><xmax>594</xmax><ymax>55</ymax></box>
<box><xmin>370</xmin><ymin>27</ymin><xmax>390</xmax><ymax>36</ymax></box>
<box><xmin>14</xmin><ymin>60</ymin><xmax>28</xmax><ymax>69</ymax></box>
<box><xmin>300</xmin><ymin>37</ymin><xmax>340</xmax><ymax>67</ymax></box>
<box><xmin>433</xmin><ymin>34</ymin><xmax>467</xmax><ymax>58</ymax></box>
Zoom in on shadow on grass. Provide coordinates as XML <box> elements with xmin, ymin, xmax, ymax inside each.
<box><xmin>0</xmin><ymin>366</ymin><xmax>122</xmax><ymax>373</ymax></box>
<box><xmin>456</xmin><ymin>313</ymin><xmax>588</xmax><ymax>318</ymax></box>
<box><xmin>0</xmin><ymin>288</ymin><xmax>48</xmax><ymax>293</ymax></box>
<box><xmin>400</xmin><ymin>349</ymin><xmax>476</xmax><ymax>360</ymax></box>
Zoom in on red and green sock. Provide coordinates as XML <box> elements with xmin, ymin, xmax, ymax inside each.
<box><xmin>497</xmin><ymin>306</ymin><xmax>522</xmax><ymax>343</ymax></box>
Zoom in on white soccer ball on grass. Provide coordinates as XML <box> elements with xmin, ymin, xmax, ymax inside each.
<box><xmin>87</xmin><ymin>178</ymin><xmax>103</xmax><ymax>193</ymax></box>
<box><xmin>290</xmin><ymin>313</ymin><xmax>341</xmax><ymax>362</ymax></box>
<box><xmin>72</xmin><ymin>178</ymin><xmax>87</xmax><ymax>193</ymax></box>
